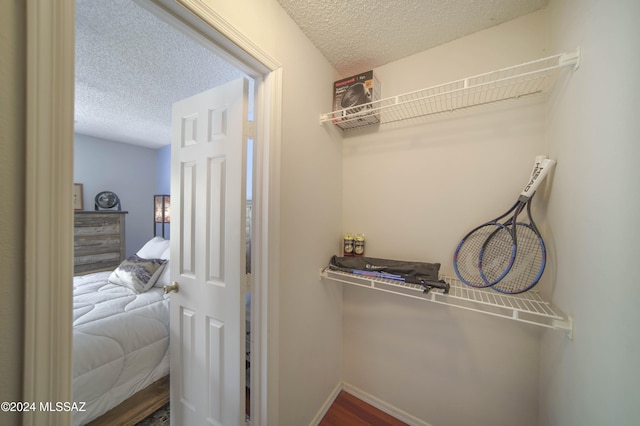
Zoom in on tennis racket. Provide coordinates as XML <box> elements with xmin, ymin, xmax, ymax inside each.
<box><xmin>453</xmin><ymin>156</ymin><xmax>554</xmax><ymax>288</ymax></box>
<box><xmin>490</xmin><ymin>195</ymin><xmax>547</xmax><ymax>294</ymax></box>
<box><xmin>475</xmin><ymin>157</ymin><xmax>555</xmax><ymax>288</ymax></box>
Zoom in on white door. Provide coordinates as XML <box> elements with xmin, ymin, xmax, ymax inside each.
<box><xmin>169</xmin><ymin>78</ymin><xmax>249</xmax><ymax>425</ymax></box>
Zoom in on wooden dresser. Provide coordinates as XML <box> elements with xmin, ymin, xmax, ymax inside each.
<box><xmin>74</xmin><ymin>211</ymin><xmax>127</xmax><ymax>275</ymax></box>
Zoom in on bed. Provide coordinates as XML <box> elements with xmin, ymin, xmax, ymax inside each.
<box><xmin>72</xmin><ymin>237</ymin><xmax>172</xmax><ymax>426</ymax></box>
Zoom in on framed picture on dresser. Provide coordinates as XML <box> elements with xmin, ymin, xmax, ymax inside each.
<box><xmin>73</xmin><ymin>183</ymin><xmax>84</xmax><ymax>210</ymax></box>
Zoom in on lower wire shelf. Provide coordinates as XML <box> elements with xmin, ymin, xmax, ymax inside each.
<box><xmin>321</xmin><ymin>268</ymin><xmax>573</xmax><ymax>338</ymax></box>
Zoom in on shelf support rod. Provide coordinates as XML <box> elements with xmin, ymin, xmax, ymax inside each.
<box><xmin>560</xmin><ymin>47</ymin><xmax>581</xmax><ymax>71</ymax></box>
<box><xmin>552</xmin><ymin>315</ymin><xmax>574</xmax><ymax>340</ymax></box>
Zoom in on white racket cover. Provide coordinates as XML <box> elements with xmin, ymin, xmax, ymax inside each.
<box><xmin>520</xmin><ymin>158</ymin><xmax>556</xmax><ymax>199</ymax></box>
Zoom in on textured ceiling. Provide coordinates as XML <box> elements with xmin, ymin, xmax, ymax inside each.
<box><xmin>75</xmin><ymin>0</ymin><xmax>548</xmax><ymax>149</ymax></box>
<box><xmin>74</xmin><ymin>0</ymin><xmax>246</xmax><ymax>149</ymax></box>
<box><xmin>277</xmin><ymin>0</ymin><xmax>549</xmax><ymax>77</ymax></box>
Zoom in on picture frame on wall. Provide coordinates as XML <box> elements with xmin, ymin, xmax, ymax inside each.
<box><xmin>73</xmin><ymin>183</ymin><xmax>84</xmax><ymax>210</ymax></box>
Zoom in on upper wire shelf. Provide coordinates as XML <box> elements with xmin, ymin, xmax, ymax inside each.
<box><xmin>321</xmin><ymin>49</ymin><xmax>580</xmax><ymax>131</ymax></box>
<box><xmin>321</xmin><ymin>268</ymin><xmax>573</xmax><ymax>338</ymax></box>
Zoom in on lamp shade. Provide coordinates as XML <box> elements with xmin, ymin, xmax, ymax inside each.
<box><xmin>154</xmin><ymin>195</ymin><xmax>170</xmax><ymax>238</ymax></box>
<box><xmin>154</xmin><ymin>195</ymin><xmax>170</xmax><ymax>223</ymax></box>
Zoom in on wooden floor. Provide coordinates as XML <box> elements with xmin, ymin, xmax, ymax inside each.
<box><xmin>319</xmin><ymin>391</ymin><xmax>408</xmax><ymax>426</ymax></box>
<box><xmin>88</xmin><ymin>376</ymin><xmax>169</xmax><ymax>426</ymax></box>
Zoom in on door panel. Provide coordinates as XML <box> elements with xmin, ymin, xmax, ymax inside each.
<box><xmin>180</xmin><ymin>307</ymin><xmax>196</xmax><ymax>409</ymax></box>
<box><xmin>207</xmin><ymin>317</ymin><xmax>224</xmax><ymax>422</ymax></box>
<box><xmin>207</xmin><ymin>157</ymin><xmax>225</xmax><ymax>281</ymax></box>
<box><xmin>181</xmin><ymin>162</ymin><xmax>197</xmax><ymax>276</ymax></box>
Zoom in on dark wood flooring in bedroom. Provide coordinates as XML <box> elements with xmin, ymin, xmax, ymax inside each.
<box><xmin>135</xmin><ymin>403</ymin><xmax>169</xmax><ymax>426</ymax></box>
<box><xmin>135</xmin><ymin>387</ymin><xmax>250</xmax><ymax>425</ymax></box>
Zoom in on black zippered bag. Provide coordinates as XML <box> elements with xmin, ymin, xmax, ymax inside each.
<box><xmin>328</xmin><ymin>255</ymin><xmax>450</xmax><ymax>294</ymax></box>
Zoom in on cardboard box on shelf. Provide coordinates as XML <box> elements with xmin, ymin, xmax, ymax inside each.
<box><xmin>332</xmin><ymin>70</ymin><xmax>381</xmax><ymax>129</ymax></box>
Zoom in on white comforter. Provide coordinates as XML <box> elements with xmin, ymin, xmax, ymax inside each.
<box><xmin>72</xmin><ymin>272</ymin><xmax>170</xmax><ymax>425</ymax></box>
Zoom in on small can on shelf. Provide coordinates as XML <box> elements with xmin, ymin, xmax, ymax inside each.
<box><xmin>354</xmin><ymin>234</ymin><xmax>365</xmax><ymax>256</ymax></box>
<box><xmin>343</xmin><ymin>234</ymin><xmax>355</xmax><ymax>256</ymax></box>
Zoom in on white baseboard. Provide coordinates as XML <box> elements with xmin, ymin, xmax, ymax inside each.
<box><xmin>342</xmin><ymin>382</ymin><xmax>432</xmax><ymax>426</ymax></box>
<box><xmin>308</xmin><ymin>381</ymin><xmax>343</xmax><ymax>426</ymax></box>
<box><xmin>309</xmin><ymin>381</ymin><xmax>432</xmax><ymax>426</ymax></box>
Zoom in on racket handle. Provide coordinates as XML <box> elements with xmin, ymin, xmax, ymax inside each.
<box><xmin>532</xmin><ymin>155</ymin><xmax>547</xmax><ymax>170</ymax></box>
<box><xmin>520</xmin><ymin>158</ymin><xmax>556</xmax><ymax>199</ymax></box>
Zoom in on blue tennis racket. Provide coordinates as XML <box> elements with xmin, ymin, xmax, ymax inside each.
<box><xmin>453</xmin><ymin>156</ymin><xmax>555</xmax><ymax>288</ymax></box>
<box><xmin>488</xmin><ymin>193</ymin><xmax>548</xmax><ymax>294</ymax></box>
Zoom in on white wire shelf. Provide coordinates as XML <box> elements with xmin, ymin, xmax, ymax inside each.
<box><xmin>321</xmin><ymin>268</ymin><xmax>573</xmax><ymax>338</ymax></box>
<box><xmin>321</xmin><ymin>49</ymin><xmax>580</xmax><ymax>131</ymax></box>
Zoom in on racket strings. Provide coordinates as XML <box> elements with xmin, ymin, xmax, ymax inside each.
<box><xmin>479</xmin><ymin>227</ymin><xmax>515</xmax><ymax>283</ymax></box>
<box><xmin>491</xmin><ymin>224</ymin><xmax>545</xmax><ymax>293</ymax></box>
<box><xmin>454</xmin><ymin>224</ymin><xmax>514</xmax><ymax>287</ymax></box>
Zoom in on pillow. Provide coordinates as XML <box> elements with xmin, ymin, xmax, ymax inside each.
<box><xmin>156</xmin><ymin>246</ymin><xmax>171</xmax><ymax>288</ymax></box>
<box><xmin>109</xmin><ymin>255</ymin><xmax>167</xmax><ymax>293</ymax></box>
<box><xmin>136</xmin><ymin>237</ymin><xmax>170</xmax><ymax>259</ymax></box>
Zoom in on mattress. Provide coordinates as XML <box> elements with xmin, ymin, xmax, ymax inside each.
<box><xmin>72</xmin><ymin>271</ymin><xmax>170</xmax><ymax>425</ymax></box>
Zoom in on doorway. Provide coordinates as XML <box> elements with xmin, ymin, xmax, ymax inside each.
<box><xmin>24</xmin><ymin>0</ymin><xmax>282</xmax><ymax>424</ymax></box>
<box><xmin>75</xmin><ymin>3</ymin><xmax>257</xmax><ymax>419</ymax></box>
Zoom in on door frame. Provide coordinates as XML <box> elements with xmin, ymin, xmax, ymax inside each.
<box><xmin>24</xmin><ymin>0</ymin><xmax>281</xmax><ymax>424</ymax></box>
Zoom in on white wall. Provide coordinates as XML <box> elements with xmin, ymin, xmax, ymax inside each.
<box><xmin>540</xmin><ymin>1</ymin><xmax>640</xmax><ymax>425</ymax></box>
<box><xmin>342</xmin><ymin>11</ymin><xmax>549</xmax><ymax>426</ymax></box>
<box><xmin>74</xmin><ymin>133</ymin><xmax>158</xmax><ymax>256</ymax></box>
<box><xmin>203</xmin><ymin>2</ymin><xmax>344</xmax><ymax>425</ymax></box>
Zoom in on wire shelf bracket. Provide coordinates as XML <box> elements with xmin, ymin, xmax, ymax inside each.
<box><xmin>320</xmin><ymin>48</ymin><xmax>581</xmax><ymax>131</ymax></box>
<box><xmin>321</xmin><ymin>268</ymin><xmax>573</xmax><ymax>339</ymax></box>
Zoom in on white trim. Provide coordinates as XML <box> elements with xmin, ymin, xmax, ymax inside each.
<box><xmin>342</xmin><ymin>382</ymin><xmax>433</xmax><ymax>426</ymax></box>
<box><xmin>142</xmin><ymin>0</ymin><xmax>279</xmax><ymax>75</ymax></box>
<box><xmin>308</xmin><ymin>382</ymin><xmax>343</xmax><ymax>426</ymax></box>
<box><xmin>24</xmin><ymin>0</ymin><xmax>75</xmax><ymax>425</ymax></box>
<box><xmin>309</xmin><ymin>381</ymin><xmax>433</xmax><ymax>426</ymax></box>
<box><xmin>177</xmin><ymin>0</ymin><xmax>280</xmax><ymax>72</ymax></box>
<box><xmin>260</xmin><ymin>66</ymin><xmax>283</xmax><ymax>426</ymax></box>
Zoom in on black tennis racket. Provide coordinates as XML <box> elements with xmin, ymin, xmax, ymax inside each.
<box><xmin>453</xmin><ymin>156</ymin><xmax>554</xmax><ymax>288</ymax></box>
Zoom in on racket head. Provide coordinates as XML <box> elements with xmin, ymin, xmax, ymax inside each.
<box><xmin>490</xmin><ymin>221</ymin><xmax>546</xmax><ymax>294</ymax></box>
<box><xmin>454</xmin><ymin>222</ymin><xmax>516</xmax><ymax>287</ymax></box>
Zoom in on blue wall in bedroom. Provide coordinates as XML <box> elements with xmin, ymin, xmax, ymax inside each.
<box><xmin>74</xmin><ymin>133</ymin><xmax>163</xmax><ymax>256</ymax></box>
<box><xmin>156</xmin><ymin>144</ymin><xmax>171</xmax><ymax>194</ymax></box>
<box><xmin>156</xmin><ymin>144</ymin><xmax>171</xmax><ymax>239</ymax></box>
